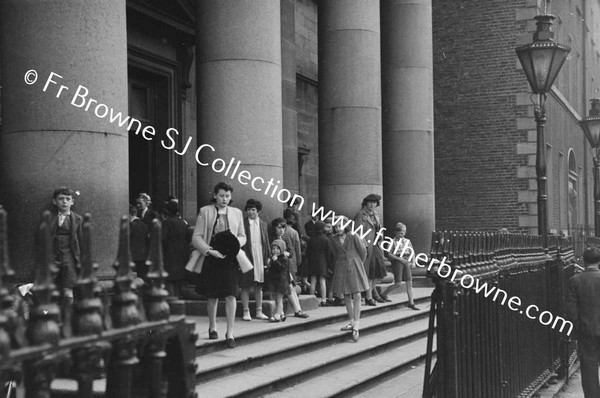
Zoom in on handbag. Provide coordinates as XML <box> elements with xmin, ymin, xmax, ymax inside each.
<box><xmin>237</xmin><ymin>250</ymin><xmax>254</xmax><ymax>273</ymax></box>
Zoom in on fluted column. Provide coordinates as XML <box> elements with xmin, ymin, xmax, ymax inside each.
<box><xmin>381</xmin><ymin>0</ymin><xmax>434</xmax><ymax>254</ymax></box>
<box><xmin>318</xmin><ymin>0</ymin><xmax>383</xmax><ymax>217</ymax></box>
<box><xmin>0</xmin><ymin>0</ymin><xmax>128</xmax><ymax>280</ymax></box>
<box><xmin>196</xmin><ymin>1</ymin><xmax>284</xmax><ymax>222</ymax></box>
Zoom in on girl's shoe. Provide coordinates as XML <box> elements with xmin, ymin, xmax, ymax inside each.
<box><xmin>208</xmin><ymin>329</ymin><xmax>218</xmax><ymax>340</ymax></box>
<box><xmin>226</xmin><ymin>337</ymin><xmax>236</xmax><ymax>349</ymax></box>
<box><xmin>380</xmin><ymin>293</ymin><xmax>392</xmax><ymax>302</ymax></box>
<box><xmin>242</xmin><ymin>309</ymin><xmax>252</xmax><ymax>321</ymax></box>
<box><xmin>294</xmin><ymin>310</ymin><xmax>309</xmax><ymax>318</ymax></box>
<box><xmin>268</xmin><ymin>315</ymin><xmax>281</xmax><ymax>323</ymax></box>
<box><xmin>365</xmin><ymin>298</ymin><xmax>377</xmax><ymax>306</ymax></box>
<box><xmin>280</xmin><ymin>313</ymin><xmax>287</xmax><ymax>322</ymax></box>
<box><xmin>351</xmin><ymin>328</ymin><xmax>359</xmax><ymax>342</ymax></box>
<box><xmin>255</xmin><ymin>311</ymin><xmax>269</xmax><ymax>320</ymax></box>
<box><xmin>340</xmin><ymin>323</ymin><xmax>353</xmax><ymax>331</ymax></box>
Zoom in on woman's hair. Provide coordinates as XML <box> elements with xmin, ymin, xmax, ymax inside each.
<box><xmin>361</xmin><ymin>198</ymin><xmax>380</xmax><ymax>208</ymax></box>
<box><xmin>333</xmin><ymin>215</ymin><xmax>352</xmax><ymax>233</ymax></box>
<box><xmin>210</xmin><ymin>182</ymin><xmax>234</xmax><ymax>203</ymax></box>
<box><xmin>271</xmin><ymin>217</ymin><xmax>287</xmax><ymax>229</ymax></box>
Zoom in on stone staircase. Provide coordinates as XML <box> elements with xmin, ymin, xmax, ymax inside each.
<box><xmin>190</xmin><ymin>287</ymin><xmax>434</xmax><ymax>398</ymax></box>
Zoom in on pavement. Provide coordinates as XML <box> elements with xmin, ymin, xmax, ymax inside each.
<box><xmin>535</xmin><ymin>361</ymin><xmax>583</xmax><ymax>398</ymax></box>
<box><xmin>552</xmin><ymin>364</ymin><xmax>584</xmax><ymax>398</ymax></box>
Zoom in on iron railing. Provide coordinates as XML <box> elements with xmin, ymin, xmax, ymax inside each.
<box><xmin>423</xmin><ymin>232</ymin><xmax>576</xmax><ymax>398</ymax></box>
<box><xmin>0</xmin><ymin>207</ymin><xmax>198</xmax><ymax>398</ymax></box>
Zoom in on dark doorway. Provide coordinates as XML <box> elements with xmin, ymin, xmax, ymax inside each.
<box><xmin>128</xmin><ymin>66</ymin><xmax>170</xmax><ymax>209</ymax></box>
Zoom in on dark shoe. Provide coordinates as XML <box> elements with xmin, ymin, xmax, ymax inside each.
<box><xmin>294</xmin><ymin>310</ymin><xmax>309</xmax><ymax>318</ymax></box>
<box><xmin>280</xmin><ymin>313</ymin><xmax>287</xmax><ymax>322</ymax></box>
<box><xmin>208</xmin><ymin>329</ymin><xmax>218</xmax><ymax>340</ymax></box>
<box><xmin>333</xmin><ymin>298</ymin><xmax>345</xmax><ymax>306</ymax></box>
<box><xmin>226</xmin><ymin>337</ymin><xmax>236</xmax><ymax>349</ymax></box>
<box><xmin>268</xmin><ymin>315</ymin><xmax>281</xmax><ymax>323</ymax></box>
<box><xmin>374</xmin><ymin>296</ymin><xmax>385</xmax><ymax>303</ymax></box>
<box><xmin>365</xmin><ymin>298</ymin><xmax>377</xmax><ymax>306</ymax></box>
<box><xmin>380</xmin><ymin>294</ymin><xmax>392</xmax><ymax>302</ymax></box>
<box><xmin>340</xmin><ymin>323</ymin><xmax>353</xmax><ymax>331</ymax></box>
<box><xmin>407</xmin><ymin>304</ymin><xmax>420</xmax><ymax>311</ymax></box>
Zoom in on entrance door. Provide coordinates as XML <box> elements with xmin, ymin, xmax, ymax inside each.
<box><xmin>128</xmin><ymin>67</ymin><xmax>170</xmax><ymax>208</ymax></box>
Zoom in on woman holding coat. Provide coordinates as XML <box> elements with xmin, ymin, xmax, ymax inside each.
<box><xmin>190</xmin><ymin>182</ymin><xmax>246</xmax><ymax>348</ymax></box>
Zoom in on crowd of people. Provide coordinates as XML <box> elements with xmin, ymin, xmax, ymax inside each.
<box><xmin>45</xmin><ymin>183</ymin><xmax>420</xmax><ymax>349</ymax></box>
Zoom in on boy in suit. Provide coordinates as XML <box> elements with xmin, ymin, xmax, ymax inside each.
<box><xmin>567</xmin><ymin>246</ymin><xmax>600</xmax><ymax>397</ymax></box>
<box><xmin>51</xmin><ymin>187</ymin><xmax>83</xmax><ymax>300</ymax></box>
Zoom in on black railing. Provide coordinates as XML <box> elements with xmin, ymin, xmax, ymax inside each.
<box><xmin>0</xmin><ymin>208</ymin><xmax>198</xmax><ymax>398</ymax></box>
<box><xmin>423</xmin><ymin>232</ymin><xmax>576</xmax><ymax>398</ymax></box>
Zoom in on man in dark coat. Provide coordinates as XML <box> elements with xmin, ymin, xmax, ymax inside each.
<box><xmin>566</xmin><ymin>245</ymin><xmax>600</xmax><ymax>397</ymax></box>
<box><xmin>161</xmin><ymin>200</ymin><xmax>189</xmax><ymax>298</ymax></box>
<box><xmin>136</xmin><ymin>192</ymin><xmax>160</xmax><ymax>231</ymax></box>
<box><xmin>129</xmin><ymin>204</ymin><xmax>149</xmax><ymax>281</ymax></box>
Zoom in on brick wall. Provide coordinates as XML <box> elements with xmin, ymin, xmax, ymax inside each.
<box><xmin>433</xmin><ymin>0</ymin><xmax>530</xmax><ymax>232</ymax></box>
<box><xmin>433</xmin><ymin>0</ymin><xmax>600</xmax><ymax>234</ymax></box>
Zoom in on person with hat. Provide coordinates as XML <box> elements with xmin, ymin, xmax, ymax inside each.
<box><xmin>239</xmin><ymin>199</ymin><xmax>270</xmax><ymax>321</ymax></box>
<box><xmin>567</xmin><ymin>245</ymin><xmax>600</xmax><ymax>397</ymax></box>
<box><xmin>190</xmin><ymin>182</ymin><xmax>246</xmax><ymax>348</ymax></box>
<box><xmin>353</xmin><ymin>193</ymin><xmax>388</xmax><ymax>306</ymax></box>
<box><xmin>264</xmin><ymin>239</ymin><xmax>291</xmax><ymax>322</ymax></box>
<box><xmin>161</xmin><ymin>198</ymin><xmax>189</xmax><ymax>298</ymax></box>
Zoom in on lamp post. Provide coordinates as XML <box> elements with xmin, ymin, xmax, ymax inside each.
<box><xmin>580</xmin><ymin>99</ymin><xmax>600</xmax><ymax>236</ymax></box>
<box><xmin>516</xmin><ymin>14</ymin><xmax>570</xmax><ymax>247</ymax></box>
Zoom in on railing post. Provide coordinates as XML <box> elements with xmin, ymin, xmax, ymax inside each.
<box><xmin>72</xmin><ymin>214</ymin><xmax>107</xmax><ymax>398</ymax></box>
<box><xmin>0</xmin><ymin>206</ymin><xmax>14</xmax><ymax>390</ymax></box>
<box><xmin>142</xmin><ymin>219</ymin><xmax>171</xmax><ymax>398</ymax></box>
<box><xmin>25</xmin><ymin>211</ymin><xmax>62</xmax><ymax>398</ymax></box>
<box><xmin>105</xmin><ymin>216</ymin><xmax>142</xmax><ymax>398</ymax></box>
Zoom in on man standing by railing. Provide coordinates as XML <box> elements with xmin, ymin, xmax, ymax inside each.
<box><xmin>566</xmin><ymin>246</ymin><xmax>600</xmax><ymax>398</ymax></box>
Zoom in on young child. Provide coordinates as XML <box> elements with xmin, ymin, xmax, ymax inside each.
<box><xmin>51</xmin><ymin>187</ymin><xmax>83</xmax><ymax>301</ymax></box>
<box><xmin>330</xmin><ymin>216</ymin><xmax>369</xmax><ymax>342</ymax></box>
<box><xmin>264</xmin><ymin>239</ymin><xmax>290</xmax><ymax>322</ymax></box>
<box><xmin>271</xmin><ymin>218</ymin><xmax>309</xmax><ymax>318</ymax></box>
<box><xmin>304</xmin><ymin>221</ymin><xmax>333</xmax><ymax>306</ymax></box>
<box><xmin>380</xmin><ymin>222</ymin><xmax>419</xmax><ymax>310</ymax></box>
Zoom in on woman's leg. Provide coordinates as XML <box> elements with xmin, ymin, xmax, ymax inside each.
<box><xmin>319</xmin><ymin>276</ymin><xmax>327</xmax><ymax>304</ymax></box>
<box><xmin>225</xmin><ymin>295</ymin><xmax>236</xmax><ymax>339</ymax></box>
<box><xmin>344</xmin><ymin>294</ymin><xmax>354</xmax><ymax>324</ymax></box>
<box><xmin>352</xmin><ymin>292</ymin><xmax>362</xmax><ymax>328</ymax></box>
<box><xmin>365</xmin><ymin>280</ymin><xmax>374</xmax><ymax>301</ymax></box>
<box><xmin>310</xmin><ymin>276</ymin><xmax>317</xmax><ymax>296</ymax></box>
<box><xmin>382</xmin><ymin>282</ymin><xmax>402</xmax><ymax>298</ymax></box>
<box><xmin>255</xmin><ymin>285</ymin><xmax>268</xmax><ymax>319</ymax></box>
<box><xmin>207</xmin><ymin>298</ymin><xmax>218</xmax><ymax>332</ymax></box>
<box><xmin>241</xmin><ymin>288</ymin><xmax>251</xmax><ymax>320</ymax></box>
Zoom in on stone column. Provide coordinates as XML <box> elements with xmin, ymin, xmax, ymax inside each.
<box><xmin>196</xmin><ymin>0</ymin><xmax>284</xmax><ymax>223</ymax></box>
<box><xmin>381</xmin><ymin>0</ymin><xmax>434</xmax><ymax>254</ymax></box>
<box><xmin>281</xmin><ymin>0</ymin><xmax>299</xmax><ymax>203</ymax></box>
<box><xmin>318</xmin><ymin>0</ymin><xmax>383</xmax><ymax>218</ymax></box>
<box><xmin>0</xmin><ymin>0</ymin><xmax>129</xmax><ymax>280</ymax></box>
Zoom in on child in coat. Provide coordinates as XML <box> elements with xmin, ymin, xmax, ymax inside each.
<box><xmin>305</xmin><ymin>221</ymin><xmax>333</xmax><ymax>306</ymax></box>
<box><xmin>264</xmin><ymin>239</ymin><xmax>290</xmax><ymax>322</ymax></box>
<box><xmin>330</xmin><ymin>216</ymin><xmax>369</xmax><ymax>342</ymax></box>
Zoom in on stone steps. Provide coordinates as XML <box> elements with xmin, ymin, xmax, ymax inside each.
<box><xmin>192</xmin><ymin>288</ymin><xmax>434</xmax><ymax>397</ymax></box>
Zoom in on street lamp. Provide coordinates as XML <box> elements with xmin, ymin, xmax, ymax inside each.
<box><xmin>580</xmin><ymin>99</ymin><xmax>600</xmax><ymax>236</ymax></box>
<box><xmin>516</xmin><ymin>14</ymin><xmax>570</xmax><ymax>246</ymax></box>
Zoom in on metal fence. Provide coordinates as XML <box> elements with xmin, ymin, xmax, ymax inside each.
<box><xmin>423</xmin><ymin>232</ymin><xmax>577</xmax><ymax>398</ymax></box>
<box><xmin>0</xmin><ymin>208</ymin><xmax>198</xmax><ymax>398</ymax></box>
